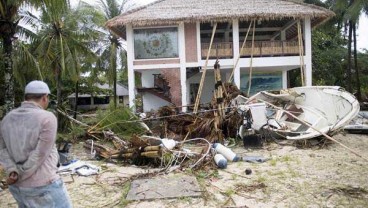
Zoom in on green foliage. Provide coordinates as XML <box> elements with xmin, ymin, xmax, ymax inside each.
<box><xmin>311</xmin><ymin>29</ymin><xmax>347</xmax><ymax>86</ymax></box>
<box><xmin>195</xmin><ymin>169</ymin><xmax>220</xmax><ymax>180</ymax></box>
<box><xmin>94</xmin><ymin>0</ymin><xmax>135</xmax><ymax>108</ymax></box>
<box><xmin>357</xmin><ymin>51</ymin><xmax>368</xmax><ymax>99</ymax></box>
<box><xmin>69</xmin><ymin>123</ymin><xmax>87</xmax><ymax>140</ymax></box>
<box><xmin>95</xmin><ymin>103</ymin><xmax>146</xmax><ymax>138</ymax></box>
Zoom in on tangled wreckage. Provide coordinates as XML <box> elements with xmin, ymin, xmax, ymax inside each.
<box><xmin>235</xmin><ymin>86</ymin><xmax>360</xmax><ymax>140</ymax></box>
<box><xmin>69</xmin><ymin>83</ymin><xmax>359</xmax><ymax>170</ymax></box>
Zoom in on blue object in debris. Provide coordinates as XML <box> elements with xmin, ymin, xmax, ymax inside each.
<box><xmin>214</xmin><ymin>154</ymin><xmax>228</xmax><ymax>169</ymax></box>
<box><xmin>242</xmin><ymin>156</ymin><xmax>269</xmax><ymax>163</ymax></box>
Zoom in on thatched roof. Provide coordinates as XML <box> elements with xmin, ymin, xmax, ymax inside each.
<box><xmin>106</xmin><ymin>0</ymin><xmax>334</xmax><ymax>35</ymax></box>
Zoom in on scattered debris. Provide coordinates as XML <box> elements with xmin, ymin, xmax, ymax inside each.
<box><xmin>235</xmin><ymin>86</ymin><xmax>360</xmax><ymax>140</ymax></box>
<box><xmin>242</xmin><ymin>156</ymin><xmax>269</xmax><ymax>163</ymax></box>
<box><xmin>245</xmin><ymin>168</ymin><xmax>252</xmax><ymax>175</ymax></box>
<box><xmin>326</xmin><ymin>186</ymin><xmax>368</xmax><ymax>199</ymax></box>
<box><xmin>235</xmin><ymin>182</ymin><xmax>267</xmax><ymax>192</ymax></box>
<box><xmin>58</xmin><ymin>142</ymin><xmax>72</xmax><ymax>165</ymax></box>
<box><xmin>344</xmin><ymin>111</ymin><xmax>368</xmax><ymax>134</ymax></box>
<box><xmin>213</xmin><ymin>143</ymin><xmax>239</xmax><ymax>162</ymax></box>
<box><xmin>58</xmin><ymin>160</ymin><xmax>100</xmax><ymax>176</ymax></box>
<box><xmin>214</xmin><ymin>154</ymin><xmax>227</xmax><ymax>169</ymax></box>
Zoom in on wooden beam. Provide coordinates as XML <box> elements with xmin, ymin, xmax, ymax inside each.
<box><xmin>201</xmin><ymin>27</ymin><xmax>282</xmax><ymax>33</ymax></box>
<box><xmin>202</xmin><ymin>35</ymin><xmax>272</xmax><ymax>42</ymax></box>
<box><xmin>270</xmin><ymin>20</ymin><xmax>298</xmax><ymax>40</ymax></box>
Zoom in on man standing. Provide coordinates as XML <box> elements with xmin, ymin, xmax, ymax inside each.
<box><xmin>0</xmin><ymin>80</ymin><xmax>72</xmax><ymax>207</ymax></box>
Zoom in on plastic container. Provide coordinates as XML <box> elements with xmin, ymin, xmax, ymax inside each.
<box><xmin>213</xmin><ymin>143</ymin><xmax>239</xmax><ymax>162</ymax></box>
<box><xmin>161</xmin><ymin>138</ymin><xmax>177</xmax><ymax>150</ymax></box>
<box><xmin>214</xmin><ymin>154</ymin><xmax>227</xmax><ymax>169</ymax></box>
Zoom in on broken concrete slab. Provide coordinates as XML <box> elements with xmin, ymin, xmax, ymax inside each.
<box><xmin>126</xmin><ymin>175</ymin><xmax>202</xmax><ymax>201</ymax></box>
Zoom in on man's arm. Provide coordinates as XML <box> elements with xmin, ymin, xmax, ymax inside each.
<box><xmin>0</xmin><ymin>125</ymin><xmax>19</xmax><ymax>176</ymax></box>
<box><xmin>17</xmin><ymin>113</ymin><xmax>58</xmax><ymax>180</ymax></box>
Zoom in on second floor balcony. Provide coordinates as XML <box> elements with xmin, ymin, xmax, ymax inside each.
<box><xmin>201</xmin><ymin>40</ymin><xmax>301</xmax><ymax>59</ymax></box>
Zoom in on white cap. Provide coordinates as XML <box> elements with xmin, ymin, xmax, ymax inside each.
<box><xmin>25</xmin><ymin>80</ymin><xmax>51</xmax><ymax>94</ymax></box>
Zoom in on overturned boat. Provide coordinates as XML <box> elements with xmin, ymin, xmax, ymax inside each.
<box><xmin>234</xmin><ymin>86</ymin><xmax>360</xmax><ymax>140</ymax></box>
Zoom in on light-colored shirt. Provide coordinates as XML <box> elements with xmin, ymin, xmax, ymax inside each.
<box><xmin>0</xmin><ymin>101</ymin><xmax>60</xmax><ymax>187</ymax></box>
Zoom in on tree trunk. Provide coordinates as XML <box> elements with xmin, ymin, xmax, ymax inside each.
<box><xmin>346</xmin><ymin>21</ymin><xmax>353</xmax><ymax>92</ymax></box>
<box><xmin>74</xmin><ymin>81</ymin><xmax>79</xmax><ymax>119</ymax></box>
<box><xmin>352</xmin><ymin>23</ymin><xmax>361</xmax><ymax>101</ymax></box>
<box><xmin>3</xmin><ymin>35</ymin><xmax>14</xmax><ymax>114</ymax></box>
<box><xmin>56</xmin><ymin>68</ymin><xmax>62</xmax><ymax>127</ymax></box>
<box><xmin>114</xmin><ymin>70</ymin><xmax>117</xmax><ymax>108</ymax></box>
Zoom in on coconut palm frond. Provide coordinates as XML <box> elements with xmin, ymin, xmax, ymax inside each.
<box><xmin>13</xmin><ymin>42</ymin><xmax>43</xmax><ymax>86</ymax></box>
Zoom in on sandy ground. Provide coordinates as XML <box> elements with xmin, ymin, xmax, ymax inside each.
<box><xmin>1</xmin><ymin>133</ymin><xmax>368</xmax><ymax>208</ymax></box>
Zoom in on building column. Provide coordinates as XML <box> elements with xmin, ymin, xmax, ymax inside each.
<box><xmin>126</xmin><ymin>24</ymin><xmax>136</xmax><ymax>109</ymax></box>
<box><xmin>196</xmin><ymin>22</ymin><xmax>201</xmax><ymax>63</ymax></box>
<box><xmin>282</xmin><ymin>70</ymin><xmax>288</xmax><ymax>89</ymax></box>
<box><xmin>304</xmin><ymin>17</ymin><xmax>312</xmax><ymax>86</ymax></box>
<box><xmin>232</xmin><ymin>19</ymin><xmax>240</xmax><ymax>88</ymax></box>
<box><xmin>179</xmin><ymin>22</ymin><xmax>188</xmax><ymax>112</ymax></box>
<box><xmin>281</xmin><ymin>30</ymin><xmax>287</xmax><ymax>89</ymax></box>
<box><xmin>281</xmin><ymin>31</ymin><xmax>286</xmax><ymax>41</ymax></box>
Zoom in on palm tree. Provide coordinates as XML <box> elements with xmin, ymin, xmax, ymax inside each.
<box><xmin>95</xmin><ymin>0</ymin><xmax>134</xmax><ymax>108</ymax></box>
<box><xmin>32</xmin><ymin>0</ymin><xmax>100</xmax><ymax>121</ymax></box>
<box><xmin>0</xmin><ymin>0</ymin><xmax>43</xmax><ymax>114</ymax></box>
<box><xmin>334</xmin><ymin>0</ymin><xmax>368</xmax><ymax>98</ymax></box>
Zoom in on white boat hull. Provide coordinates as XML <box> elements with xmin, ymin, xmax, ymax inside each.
<box><xmin>235</xmin><ymin>86</ymin><xmax>360</xmax><ymax>140</ymax></box>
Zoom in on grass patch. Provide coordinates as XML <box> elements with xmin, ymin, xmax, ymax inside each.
<box><xmin>268</xmin><ymin>155</ymin><xmax>294</xmax><ymax>166</ymax></box>
<box><xmin>268</xmin><ymin>170</ymin><xmax>288</xmax><ymax>178</ymax></box>
<box><xmin>118</xmin><ymin>181</ymin><xmax>132</xmax><ymax>207</ymax></box>
<box><xmin>287</xmin><ymin>167</ymin><xmax>300</xmax><ymax>178</ymax></box>
<box><xmin>256</xmin><ymin>175</ymin><xmax>267</xmax><ymax>183</ymax></box>
<box><xmin>195</xmin><ymin>169</ymin><xmax>220</xmax><ymax>180</ymax></box>
<box><xmin>235</xmin><ymin>182</ymin><xmax>267</xmax><ymax>192</ymax></box>
<box><xmin>224</xmin><ymin>188</ymin><xmax>235</xmax><ymax>197</ymax></box>
<box><xmin>178</xmin><ymin>196</ymin><xmax>193</xmax><ymax>204</ymax></box>
<box><xmin>280</xmin><ymin>155</ymin><xmax>293</xmax><ymax>162</ymax></box>
<box><xmin>269</xmin><ymin>158</ymin><xmax>277</xmax><ymax>166</ymax></box>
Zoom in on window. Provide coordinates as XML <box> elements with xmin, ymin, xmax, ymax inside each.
<box><xmin>94</xmin><ymin>96</ymin><xmax>110</xmax><ymax>105</ymax></box>
<box><xmin>77</xmin><ymin>97</ymin><xmax>91</xmax><ymax>105</ymax></box>
<box><xmin>190</xmin><ymin>83</ymin><xmax>200</xmax><ymax>104</ymax></box>
<box><xmin>240</xmin><ymin>72</ymin><xmax>282</xmax><ymax>95</ymax></box>
<box><xmin>134</xmin><ymin>27</ymin><xmax>179</xmax><ymax>59</ymax></box>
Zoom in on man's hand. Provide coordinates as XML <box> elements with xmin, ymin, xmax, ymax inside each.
<box><xmin>6</xmin><ymin>172</ymin><xmax>18</xmax><ymax>185</ymax></box>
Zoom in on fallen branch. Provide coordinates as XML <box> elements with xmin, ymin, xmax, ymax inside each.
<box><xmin>57</xmin><ymin>108</ymin><xmax>89</xmax><ymax>127</ymax></box>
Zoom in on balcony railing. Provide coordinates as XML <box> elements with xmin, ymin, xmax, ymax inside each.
<box><xmin>201</xmin><ymin>40</ymin><xmax>301</xmax><ymax>59</ymax></box>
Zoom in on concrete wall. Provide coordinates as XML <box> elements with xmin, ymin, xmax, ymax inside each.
<box><xmin>141</xmin><ymin>70</ymin><xmax>161</xmax><ymax>88</ymax></box>
<box><xmin>142</xmin><ymin>93</ymin><xmax>171</xmax><ymax>112</ymax></box>
<box><xmin>161</xmin><ymin>68</ymin><xmax>182</xmax><ymax>106</ymax></box>
<box><xmin>184</xmin><ymin>23</ymin><xmax>198</xmax><ymax>63</ymax></box>
<box><xmin>134</xmin><ymin>59</ymin><xmax>180</xmax><ymax>66</ymax></box>
<box><xmin>187</xmin><ymin>71</ymin><xmax>227</xmax><ymax>105</ymax></box>
<box><xmin>120</xmin><ymin>96</ymin><xmax>130</xmax><ymax>107</ymax></box>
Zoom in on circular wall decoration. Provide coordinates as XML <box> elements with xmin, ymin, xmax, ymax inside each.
<box><xmin>144</xmin><ymin>34</ymin><xmax>170</xmax><ymax>57</ymax></box>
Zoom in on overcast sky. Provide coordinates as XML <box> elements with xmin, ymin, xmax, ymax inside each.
<box><xmin>78</xmin><ymin>0</ymin><xmax>367</xmax><ymax>51</ymax></box>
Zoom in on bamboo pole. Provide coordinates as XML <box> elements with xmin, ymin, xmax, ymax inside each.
<box><xmin>228</xmin><ymin>20</ymin><xmax>253</xmax><ymax>83</ymax></box>
<box><xmin>247</xmin><ymin>21</ymin><xmax>256</xmax><ymax>97</ymax></box>
<box><xmin>194</xmin><ymin>23</ymin><xmax>217</xmax><ymax>113</ymax></box>
<box><xmin>297</xmin><ymin>20</ymin><xmax>305</xmax><ymax>86</ymax></box>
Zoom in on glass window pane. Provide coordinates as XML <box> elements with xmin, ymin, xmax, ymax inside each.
<box><xmin>240</xmin><ymin>72</ymin><xmax>282</xmax><ymax>95</ymax></box>
<box><xmin>134</xmin><ymin>27</ymin><xmax>179</xmax><ymax>59</ymax></box>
